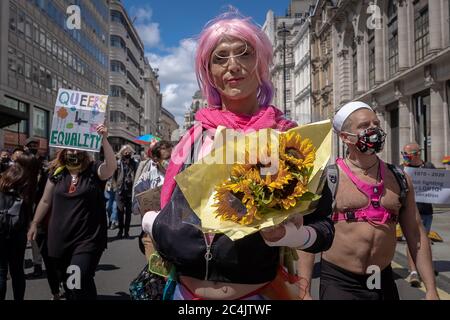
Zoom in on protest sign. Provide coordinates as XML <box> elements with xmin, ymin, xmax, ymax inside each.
<box><xmin>136</xmin><ymin>186</ymin><xmax>162</xmax><ymax>214</ymax></box>
<box><xmin>49</xmin><ymin>88</ymin><xmax>108</xmax><ymax>152</ymax></box>
<box><xmin>404</xmin><ymin>167</ymin><xmax>450</xmax><ymax>204</ymax></box>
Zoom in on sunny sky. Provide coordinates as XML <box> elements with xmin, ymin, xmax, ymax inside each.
<box><xmin>121</xmin><ymin>0</ymin><xmax>291</xmax><ymax>126</ymax></box>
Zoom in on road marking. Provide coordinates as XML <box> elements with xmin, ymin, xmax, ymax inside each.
<box><xmin>391</xmin><ymin>261</ymin><xmax>450</xmax><ymax>300</ymax></box>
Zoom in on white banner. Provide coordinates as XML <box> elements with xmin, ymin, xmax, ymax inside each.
<box><xmin>49</xmin><ymin>89</ymin><xmax>108</xmax><ymax>152</ymax></box>
<box><xmin>403</xmin><ymin>167</ymin><xmax>450</xmax><ymax>204</ymax></box>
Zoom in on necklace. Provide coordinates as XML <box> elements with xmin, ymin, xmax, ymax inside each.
<box><xmin>346</xmin><ymin>158</ymin><xmax>379</xmax><ymax>176</ymax></box>
<box><xmin>69</xmin><ymin>173</ymin><xmax>79</xmax><ymax>193</ymax></box>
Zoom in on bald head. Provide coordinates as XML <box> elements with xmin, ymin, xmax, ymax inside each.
<box><xmin>403</xmin><ymin>143</ymin><xmax>420</xmax><ymax>153</ymax></box>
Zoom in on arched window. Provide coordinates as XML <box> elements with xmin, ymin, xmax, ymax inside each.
<box><xmin>388</xmin><ymin>0</ymin><xmax>399</xmax><ymax>76</ymax></box>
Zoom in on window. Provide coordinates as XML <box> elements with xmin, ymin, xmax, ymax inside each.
<box><xmin>388</xmin><ymin>0</ymin><xmax>399</xmax><ymax>76</ymax></box>
<box><xmin>285</xmin><ymin>72</ymin><xmax>291</xmax><ymax>81</ymax></box>
<box><xmin>39</xmin><ymin>28</ymin><xmax>45</xmax><ymax>51</ymax></box>
<box><xmin>110</xmin><ymin>111</ymin><xmax>126</xmax><ymax>123</ymax></box>
<box><xmin>45</xmin><ymin>69</ymin><xmax>52</xmax><ymax>90</ymax></box>
<box><xmin>33</xmin><ymin>107</ymin><xmax>48</xmax><ymax>138</ymax></box>
<box><xmin>63</xmin><ymin>47</ymin><xmax>68</xmax><ymax>66</ymax></box>
<box><xmin>368</xmin><ymin>29</ymin><xmax>375</xmax><ymax>88</ymax></box>
<box><xmin>4</xmin><ymin>97</ymin><xmax>28</xmax><ymax>134</ymax></box>
<box><xmin>8</xmin><ymin>47</ymin><xmax>17</xmax><ymax>73</ymax></box>
<box><xmin>52</xmin><ymin>75</ymin><xmax>57</xmax><ymax>91</ymax></box>
<box><xmin>286</xmin><ymin>89</ymin><xmax>292</xmax><ymax>102</ymax></box>
<box><xmin>17</xmin><ymin>52</ymin><xmax>24</xmax><ymax>76</ymax></box>
<box><xmin>32</xmin><ymin>62</ymin><xmax>39</xmax><ymax>86</ymax></box>
<box><xmin>46</xmin><ymin>34</ymin><xmax>52</xmax><ymax>53</ymax></box>
<box><xmin>52</xmin><ymin>39</ymin><xmax>57</xmax><ymax>59</ymax></box>
<box><xmin>110</xmin><ymin>35</ymin><xmax>126</xmax><ymax>50</ymax></box>
<box><xmin>111</xmin><ymin>60</ymin><xmax>126</xmax><ymax>74</ymax></box>
<box><xmin>25</xmin><ymin>17</ymin><xmax>32</xmax><ymax>42</ymax></box>
<box><xmin>33</xmin><ymin>22</ymin><xmax>39</xmax><ymax>44</ymax></box>
<box><xmin>39</xmin><ymin>66</ymin><xmax>46</xmax><ymax>88</ymax></box>
<box><xmin>25</xmin><ymin>58</ymin><xmax>31</xmax><ymax>82</ymax></box>
<box><xmin>9</xmin><ymin>4</ymin><xmax>17</xmax><ymax>32</ymax></box>
<box><xmin>17</xmin><ymin>10</ymin><xmax>25</xmax><ymax>34</ymax></box>
<box><xmin>414</xmin><ymin>4</ymin><xmax>429</xmax><ymax>63</ymax></box>
<box><xmin>110</xmin><ymin>85</ymin><xmax>126</xmax><ymax>97</ymax></box>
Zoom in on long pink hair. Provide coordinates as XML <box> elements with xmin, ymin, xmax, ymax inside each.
<box><xmin>195</xmin><ymin>10</ymin><xmax>274</xmax><ymax>107</ymax></box>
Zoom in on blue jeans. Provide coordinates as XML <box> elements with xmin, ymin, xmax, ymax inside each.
<box><xmin>105</xmin><ymin>190</ymin><xmax>118</xmax><ymax>224</ymax></box>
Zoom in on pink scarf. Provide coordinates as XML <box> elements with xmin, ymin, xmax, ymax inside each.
<box><xmin>160</xmin><ymin>105</ymin><xmax>297</xmax><ymax>208</ymax></box>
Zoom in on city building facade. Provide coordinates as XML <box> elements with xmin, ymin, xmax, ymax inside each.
<box><xmin>263</xmin><ymin>0</ymin><xmax>315</xmax><ymax>123</ymax></box>
<box><xmin>183</xmin><ymin>90</ymin><xmax>207</xmax><ymax>131</ymax></box>
<box><xmin>108</xmin><ymin>0</ymin><xmax>146</xmax><ymax>152</ymax></box>
<box><xmin>0</xmin><ymin>0</ymin><xmax>109</xmax><ymax>155</ymax></box>
<box><xmin>320</xmin><ymin>0</ymin><xmax>450</xmax><ymax>166</ymax></box>
<box><xmin>143</xmin><ymin>59</ymin><xmax>161</xmax><ymax>138</ymax></box>
<box><xmin>159</xmin><ymin>107</ymin><xmax>178</xmax><ymax>142</ymax></box>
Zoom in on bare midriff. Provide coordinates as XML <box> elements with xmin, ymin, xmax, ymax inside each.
<box><xmin>180</xmin><ymin>276</ymin><xmax>270</xmax><ymax>300</ymax></box>
<box><xmin>323</xmin><ymin>164</ymin><xmax>402</xmax><ymax>274</ymax></box>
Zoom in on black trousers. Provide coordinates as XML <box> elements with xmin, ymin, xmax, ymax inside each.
<box><xmin>0</xmin><ymin>231</ymin><xmax>27</xmax><ymax>300</ymax></box>
<box><xmin>319</xmin><ymin>259</ymin><xmax>400</xmax><ymax>300</ymax></box>
<box><xmin>54</xmin><ymin>250</ymin><xmax>103</xmax><ymax>300</ymax></box>
<box><xmin>35</xmin><ymin>232</ymin><xmax>61</xmax><ymax>295</ymax></box>
<box><xmin>117</xmin><ymin>194</ymin><xmax>132</xmax><ymax>235</ymax></box>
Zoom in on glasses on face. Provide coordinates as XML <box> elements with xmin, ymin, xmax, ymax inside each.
<box><xmin>211</xmin><ymin>42</ymin><xmax>255</xmax><ymax>68</ymax></box>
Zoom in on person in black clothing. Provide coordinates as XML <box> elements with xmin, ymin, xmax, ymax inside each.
<box><xmin>113</xmin><ymin>145</ymin><xmax>138</xmax><ymax>239</ymax></box>
<box><xmin>0</xmin><ymin>153</ymin><xmax>39</xmax><ymax>300</ymax></box>
<box><xmin>28</xmin><ymin>124</ymin><xmax>117</xmax><ymax>300</ymax></box>
<box><xmin>401</xmin><ymin>142</ymin><xmax>437</xmax><ymax>287</ymax></box>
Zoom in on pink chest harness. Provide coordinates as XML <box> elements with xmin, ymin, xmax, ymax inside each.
<box><xmin>332</xmin><ymin>158</ymin><xmax>398</xmax><ymax>225</ymax></box>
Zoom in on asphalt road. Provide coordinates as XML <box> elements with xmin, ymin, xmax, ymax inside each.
<box><xmin>6</xmin><ymin>213</ymin><xmax>450</xmax><ymax>300</ymax></box>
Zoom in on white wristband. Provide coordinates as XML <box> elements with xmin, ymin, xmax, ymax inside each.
<box><xmin>141</xmin><ymin>210</ymin><xmax>160</xmax><ymax>238</ymax></box>
<box><xmin>264</xmin><ymin>223</ymin><xmax>317</xmax><ymax>249</ymax></box>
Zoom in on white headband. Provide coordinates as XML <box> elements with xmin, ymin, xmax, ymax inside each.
<box><xmin>332</xmin><ymin>101</ymin><xmax>373</xmax><ymax>132</ymax></box>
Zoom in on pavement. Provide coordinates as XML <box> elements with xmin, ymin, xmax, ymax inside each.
<box><xmin>6</xmin><ymin>210</ymin><xmax>450</xmax><ymax>300</ymax></box>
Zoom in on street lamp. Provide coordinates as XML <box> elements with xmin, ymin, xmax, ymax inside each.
<box><xmin>277</xmin><ymin>22</ymin><xmax>290</xmax><ymax>116</ymax></box>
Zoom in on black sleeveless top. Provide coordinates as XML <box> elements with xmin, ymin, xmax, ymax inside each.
<box><xmin>48</xmin><ymin>161</ymin><xmax>107</xmax><ymax>258</ymax></box>
<box><xmin>152</xmin><ymin>182</ymin><xmax>280</xmax><ymax>284</ymax></box>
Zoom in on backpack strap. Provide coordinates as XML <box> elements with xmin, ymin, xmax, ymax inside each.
<box><xmin>326</xmin><ymin>164</ymin><xmax>339</xmax><ymax>210</ymax></box>
<box><xmin>386</xmin><ymin>163</ymin><xmax>409</xmax><ymax>208</ymax></box>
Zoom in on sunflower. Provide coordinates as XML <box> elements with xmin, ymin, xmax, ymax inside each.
<box><xmin>278</xmin><ymin>180</ymin><xmax>308</xmax><ymax>210</ymax></box>
<box><xmin>214</xmin><ymin>179</ymin><xmax>261</xmax><ymax>225</ymax></box>
<box><xmin>279</xmin><ymin>132</ymin><xmax>316</xmax><ymax>171</ymax></box>
<box><xmin>261</xmin><ymin>160</ymin><xmax>294</xmax><ymax>191</ymax></box>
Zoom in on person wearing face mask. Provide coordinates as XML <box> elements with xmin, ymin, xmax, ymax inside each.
<box><xmin>132</xmin><ymin>141</ymin><xmax>172</xmax><ymax>260</ymax></box>
<box><xmin>401</xmin><ymin>143</ymin><xmax>437</xmax><ymax>287</ymax></box>
<box><xmin>0</xmin><ymin>150</ymin><xmax>12</xmax><ymax>174</ymax></box>
<box><xmin>309</xmin><ymin>101</ymin><xmax>438</xmax><ymax>300</ymax></box>
<box><xmin>27</xmin><ymin>124</ymin><xmax>117</xmax><ymax>300</ymax></box>
<box><xmin>113</xmin><ymin>145</ymin><xmax>138</xmax><ymax>239</ymax></box>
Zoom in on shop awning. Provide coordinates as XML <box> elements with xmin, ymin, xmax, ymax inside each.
<box><xmin>0</xmin><ymin>105</ymin><xmax>28</xmax><ymax>128</ymax></box>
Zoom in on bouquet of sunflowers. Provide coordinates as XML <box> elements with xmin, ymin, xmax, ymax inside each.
<box><xmin>214</xmin><ymin>131</ymin><xmax>317</xmax><ymax>226</ymax></box>
<box><xmin>175</xmin><ymin>120</ymin><xmax>332</xmax><ymax>241</ymax></box>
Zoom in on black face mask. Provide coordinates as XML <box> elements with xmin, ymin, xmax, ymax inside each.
<box><xmin>345</xmin><ymin>127</ymin><xmax>386</xmax><ymax>154</ymax></box>
<box><xmin>66</xmin><ymin>153</ymin><xmax>83</xmax><ymax>166</ymax></box>
<box><xmin>29</xmin><ymin>148</ymin><xmax>38</xmax><ymax>155</ymax></box>
<box><xmin>1</xmin><ymin>157</ymin><xmax>10</xmax><ymax>164</ymax></box>
<box><xmin>123</xmin><ymin>154</ymin><xmax>132</xmax><ymax>160</ymax></box>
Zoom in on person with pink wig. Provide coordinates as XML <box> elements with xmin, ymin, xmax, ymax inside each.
<box><xmin>141</xmin><ymin>11</ymin><xmax>334</xmax><ymax>300</ymax></box>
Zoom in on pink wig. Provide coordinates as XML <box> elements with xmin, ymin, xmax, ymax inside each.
<box><xmin>195</xmin><ymin>12</ymin><xmax>274</xmax><ymax>107</ymax></box>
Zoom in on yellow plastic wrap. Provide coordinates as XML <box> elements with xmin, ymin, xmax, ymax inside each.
<box><xmin>175</xmin><ymin>119</ymin><xmax>332</xmax><ymax>240</ymax></box>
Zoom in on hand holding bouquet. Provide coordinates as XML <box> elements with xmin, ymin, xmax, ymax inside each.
<box><xmin>174</xmin><ymin>120</ymin><xmax>332</xmax><ymax>241</ymax></box>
